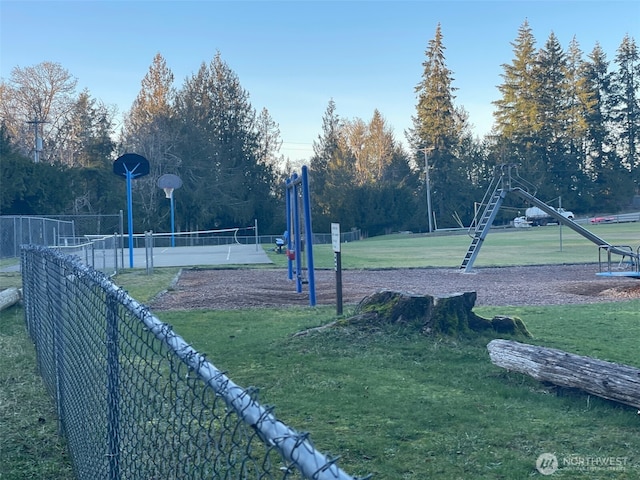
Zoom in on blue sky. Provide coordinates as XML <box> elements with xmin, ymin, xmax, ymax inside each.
<box><xmin>1</xmin><ymin>1</ymin><xmax>638</xmax><ymax>161</ymax></box>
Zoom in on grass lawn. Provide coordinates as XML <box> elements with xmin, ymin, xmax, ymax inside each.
<box><xmin>1</xmin><ymin>222</ymin><xmax>639</xmax><ymax>479</ymax></box>
<box><xmin>269</xmin><ymin>222</ymin><xmax>640</xmax><ymax>270</ymax></box>
<box><xmin>0</xmin><ymin>307</ymin><xmax>74</xmax><ymax>480</ymax></box>
<box><xmin>158</xmin><ymin>302</ymin><xmax>640</xmax><ymax>479</ymax></box>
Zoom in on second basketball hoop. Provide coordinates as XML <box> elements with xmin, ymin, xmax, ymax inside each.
<box><xmin>157</xmin><ymin>174</ymin><xmax>183</xmax><ymax>247</ymax></box>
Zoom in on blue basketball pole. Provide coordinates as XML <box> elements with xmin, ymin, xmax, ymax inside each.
<box><xmin>170</xmin><ymin>192</ymin><xmax>176</xmax><ymax>248</ymax></box>
<box><xmin>113</xmin><ymin>153</ymin><xmax>150</xmax><ymax>268</ymax></box>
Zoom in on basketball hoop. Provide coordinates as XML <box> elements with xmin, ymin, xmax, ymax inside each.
<box><xmin>157</xmin><ymin>173</ymin><xmax>184</xmax><ymax>248</ymax></box>
<box><xmin>158</xmin><ymin>174</ymin><xmax>182</xmax><ymax>199</ymax></box>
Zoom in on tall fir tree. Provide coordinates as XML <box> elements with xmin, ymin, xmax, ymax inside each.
<box><xmin>534</xmin><ymin>31</ymin><xmax>577</xmax><ymax>204</ymax></box>
<box><xmin>410</xmin><ymin>23</ymin><xmax>466</xmax><ymax>229</ymax></box>
<box><xmin>565</xmin><ymin>37</ymin><xmax>596</xmax><ymax>176</ymax></box>
<box><xmin>173</xmin><ymin>52</ymin><xmax>277</xmax><ymax>231</ymax></box>
<box><xmin>309</xmin><ymin>99</ymin><xmax>342</xmax><ymax>228</ymax></box>
<box><xmin>493</xmin><ymin>20</ymin><xmax>543</xmax><ymax>181</ymax></box>
<box><xmin>581</xmin><ymin>43</ymin><xmax>633</xmax><ymax>210</ymax></box>
<box><xmin>612</xmin><ymin>34</ymin><xmax>640</xmax><ymax>186</ymax></box>
<box><xmin>123</xmin><ymin>52</ymin><xmax>179</xmax><ymax>230</ymax></box>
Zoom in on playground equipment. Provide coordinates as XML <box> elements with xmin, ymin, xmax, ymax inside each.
<box><xmin>462</xmin><ymin>164</ymin><xmax>640</xmax><ymax>277</ymax></box>
<box><xmin>285</xmin><ymin>166</ymin><xmax>316</xmax><ymax>306</ymax></box>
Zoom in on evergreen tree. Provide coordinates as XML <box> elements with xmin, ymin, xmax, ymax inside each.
<box><xmin>612</xmin><ymin>34</ymin><xmax>640</xmax><ymax>185</ymax></box>
<box><xmin>565</xmin><ymin>37</ymin><xmax>596</xmax><ymax>177</ymax></box>
<box><xmin>49</xmin><ymin>90</ymin><xmax>116</xmax><ymax>168</ymax></box>
<box><xmin>122</xmin><ymin>52</ymin><xmax>180</xmax><ymax>231</ymax></box>
<box><xmin>410</xmin><ymin>23</ymin><xmax>466</xmax><ymax>229</ymax></box>
<box><xmin>534</xmin><ymin>31</ymin><xmax>580</xmax><ymax>204</ymax></box>
<box><xmin>309</xmin><ymin>99</ymin><xmax>342</xmax><ymax>230</ymax></box>
<box><xmin>255</xmin><ymin>107</ymin><xmax>284</xmax><ymax>175</ymax></box>
<box><xmin>174</xmin><ymin>52</ymin><xmax>276</xmax><ymax>231</ymax></box>
<box><xmin>57</xmin><ymin>90</ymin><xmax>120</xmax><ymax>213</ymax></box>
<box><xmin>0</xmin><ymin>124</ymin><xmax>27</xmax><ymax>213</ymax></box>
<box><xmin>493</xmin><ymin>21</ymin><xmax>543</xmax><ymax>181</ymax></box>
<box><xmin>0</xmin><ymin>127</ymin><xmax>73</xmax><ymax>215</ymax></box>
<box><xmin>581</xmin><ymin>43</ymin><xmax>633</xmax><ymax>211</ymax></box>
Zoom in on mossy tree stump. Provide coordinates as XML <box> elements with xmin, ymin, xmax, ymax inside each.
<box><xmin>350</xmin><ymin>290</ymin><xmax>530</xmax><ymax>338</ymax></box>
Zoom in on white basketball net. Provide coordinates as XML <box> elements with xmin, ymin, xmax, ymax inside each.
<box><xmin>163</xmin><ymin>187</ymin><xmax>174</xmax><ymax>199</ymax></box>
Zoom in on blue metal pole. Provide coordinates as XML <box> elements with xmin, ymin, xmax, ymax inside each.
<box><xmin>126</xmin><ymin>170</ymin><xmax>134</xmax><ymax>268</ymax></box>
<box><xmin>292</xmin><ymin>174</ymin><xmax>302</xmax><ymax>293</ymax></box>
<box><xmin>170</xmin><ymin>192</ymin><xmax>175</xmax><ymax>248</ymax></box>
<box><xmin>301</xmin><ymin>166</ymin><xmax>316</xmax><ymax>306</ymax></box>
<box><xmin>285</xmin><ymin>178</ymin><xmax>293</xmax><ymax>280</ymax></box>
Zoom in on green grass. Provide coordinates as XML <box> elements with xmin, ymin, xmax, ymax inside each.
<box><xmin>160</xmin><ymin>303</ymin><xmax>640</xmax><ymax>479</ymax></box>
<box><xmin>2</xmin><ymin>222</ymin><xmax>640</xmax><ymax>479</ymax></box>
<box><xmin>0</xmin><ymin>307</ymin><xmax>74</xmax><ymax>480</ymax></box>
<box><xmin>112</xmin><ymin>267</ymin><xmax>181</xmax><ymax>303</ymax></box>
<box><xmin>268</xmin><ymin>222</ymin><xmax>640</xmax><ymax>269</ymax></box>
<box><xmin>0</xmin><ymin>271</ymin><xmax>22</xmax><ymax>290</ymax></box>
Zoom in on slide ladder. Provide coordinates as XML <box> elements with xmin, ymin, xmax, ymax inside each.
<box><xmin>461</xmin><ymin>172</ymin><xmax>507</xmax><ymax>272</ymax></box>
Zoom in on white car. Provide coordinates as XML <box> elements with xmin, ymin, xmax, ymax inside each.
<box><xmin>514</xmin><ymin>216</ymin><xmax>532</xmax><ymax>228</ymax></box>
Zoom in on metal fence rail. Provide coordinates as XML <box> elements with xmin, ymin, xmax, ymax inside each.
<box><xmin>21</xmin><ymin>245</ymin><xmax>364</xmax><ymax>480</ymax></box>
<box><xmin>53</xmin><ymin>234</ymin><xmax>122</xmax><ymax>276</ymax></box>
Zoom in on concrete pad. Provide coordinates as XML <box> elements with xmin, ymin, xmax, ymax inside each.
<box><xmin>129</xmin><ymin>243</ymin><xmax>273</xmax><ymax>268</ymax></box>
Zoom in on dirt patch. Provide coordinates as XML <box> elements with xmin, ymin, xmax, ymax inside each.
<box><xmin>149</xmin><ymin>264</ymin><xmax>640</xmax><ymax>311</ymax></box>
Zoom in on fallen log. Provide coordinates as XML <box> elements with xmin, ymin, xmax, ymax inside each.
<box><xmin>0</xmin><ymin>287</ymin><xmax>22</xmax><ymax>312</ymax></box>
<box><xmin>487</xmin><ymin>339</ymin><xmax>640</xmax><ymax>409</ymax></box>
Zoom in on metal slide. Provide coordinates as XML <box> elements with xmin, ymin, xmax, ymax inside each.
<box><xmin>511</xmin><ymin>187</ymin><xmax>640</xmax><ymax>272</ymax></box>
<box><xmin>510</xmin><ymin>188</ymin><xmax>612</xmax><ymax>247</ymax></box>
<box><xmin>461</xmin><ymin>164</ymin><xmax>640</xmax><ymax>273</ymax></box>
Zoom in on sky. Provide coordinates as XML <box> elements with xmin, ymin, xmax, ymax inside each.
<box><xmin>1</xmin><ymin>1</ymin><xmax>638</xmax><ymax>162</ymax></box>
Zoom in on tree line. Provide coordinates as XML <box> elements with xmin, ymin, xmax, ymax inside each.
<box><xmin>1</xmin><ymin>21</ymin><xmax>638</xmax><ymax>237</ymax></box>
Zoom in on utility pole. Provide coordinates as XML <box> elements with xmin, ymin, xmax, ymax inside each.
<box><xmin>422</xmin><ymin>147</ymin><xmax>435</xmax><ymax>232</ymax></box>
<box><xmin>26</xmin><ymin>118</ymin><xmax>46</xmax><ymax>163</ymax></box>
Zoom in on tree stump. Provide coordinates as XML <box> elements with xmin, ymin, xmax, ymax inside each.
<box><xmin>487</xmin><ymin>339</ymin><xmax>640</xmax><ymax>409</ymax></box>
<box><xmin>350</xmin><ymin>290</ymin><xmax>531</xmax><ymax>337</ymax></box>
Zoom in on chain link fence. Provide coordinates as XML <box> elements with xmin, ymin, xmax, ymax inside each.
<box><xmin>21</xmin><ymin>245</ymin><xmax>366</xmax><ymax>480</ymax></box>
<box><xmin>1</xmin><ymin>215</ymin><xmax>76</xmax><ymax>258</ymax></box>
<box><xmin>1</xmin><ymin>215</ymin><xmax>125</xmax><ymax>276</ymax></box>
<box><xmin>52</xmin><ymin>234</ymin><xmax>123</xmax><ymax>276</ymax></box>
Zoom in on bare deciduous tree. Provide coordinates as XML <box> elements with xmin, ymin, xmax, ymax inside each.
<box><xmin>6</xmin><ymin>62</ymin><xmax>77</xmax><ymax>162</ymax></box>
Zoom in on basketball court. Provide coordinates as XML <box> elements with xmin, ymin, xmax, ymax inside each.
<box><xmin>0</xmin><ymin>241</ymin><xmax>273</xmax><ymax>274</ymax></box>
<box><xmin>130</xmin><ymin>243</ymin><xmax>272</xmax><ymax>268</ymax></box>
